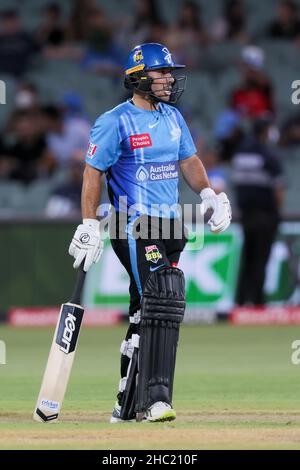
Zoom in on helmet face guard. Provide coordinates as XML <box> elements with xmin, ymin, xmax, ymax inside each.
<box><xmin>124</xmin><ymin>70</ymin><xmax>187</xmax><ymax>104</ymax></box>
<box><xmin>124</xmin><ymin>43</ymin><xmax>187</xmax><ymax>104</ymax></box>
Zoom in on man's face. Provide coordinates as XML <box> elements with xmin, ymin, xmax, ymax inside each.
<box><xmin>147</xmin><ymin>68</ymin><xmax>175</xmax><ymax>101</ymax></box>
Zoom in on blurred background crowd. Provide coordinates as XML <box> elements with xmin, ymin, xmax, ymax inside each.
<box><xmin>1</xmin><ymin>0</ymin><xmax>300</xmax><ymax>314</ymax></box>
<box><xmin>1</xmin><ymin>0</ymin><xmax>300</xmax><ymax>218</ymax></box>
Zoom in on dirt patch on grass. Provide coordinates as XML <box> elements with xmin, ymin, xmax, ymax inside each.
<box><xmin>1</xmin><ymin>411</ymin><xmax>300</xmax><ymax>449</ymax></box>
<box><xmin>1</xmin><ymin>427</ymin><xmax>300</xmax><ymax>450</ymax></box>
<box><xmin>2</xmin><ymin>409</ymin><xmax>300</xmax><ymax>424</ymax></box>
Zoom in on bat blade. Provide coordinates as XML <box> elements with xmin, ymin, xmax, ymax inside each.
<box><xmin>33</xmin><ymin>302</ymin><xmax>84</xmax><ymax>423</ymax></box>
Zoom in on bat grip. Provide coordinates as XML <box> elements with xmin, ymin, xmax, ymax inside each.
<box><xmin>69</xmin><ymin>265</ymin><xmax>86</xmax><ymax>305</ymax></box>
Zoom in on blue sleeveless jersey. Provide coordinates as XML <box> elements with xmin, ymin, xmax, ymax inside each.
<box><xmin>85</xmin><ymin>100</ymin><xmax>196</xmax><ymax>218</ymax></box>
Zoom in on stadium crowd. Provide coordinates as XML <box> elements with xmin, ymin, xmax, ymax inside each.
<box><xmin>0</xmin><ymin>0</ymin><xmax>299</xmax><ymax>218</ymax></box>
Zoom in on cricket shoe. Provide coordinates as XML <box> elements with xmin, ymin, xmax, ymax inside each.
<box><xmin>110</xmin><ymin>402</ymin><xmax>135</xmax><ymax>423</ymax></box>
<box><xmin>145</xmin><ymin>402</ymin><xmax>176</xmax><ymax>422</ymax></box>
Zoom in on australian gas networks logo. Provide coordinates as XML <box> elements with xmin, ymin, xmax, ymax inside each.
<box><xmin>136</xmin><ymin>162</ymin><xmax>178</xmax><ymax>183</ymax></box>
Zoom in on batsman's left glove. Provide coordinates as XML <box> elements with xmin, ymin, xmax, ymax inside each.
<box><xmin>200</xmin><ymin>188</ymin><xmax>232</xmax><ymax>233</ymax></box>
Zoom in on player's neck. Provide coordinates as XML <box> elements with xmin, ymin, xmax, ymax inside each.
<box><xmin>131</xmin><ymin>94</ymin><xmax>158</xmax><ymax>111</ymax></box>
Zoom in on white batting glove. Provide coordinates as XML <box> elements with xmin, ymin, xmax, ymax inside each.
<box><xmin>200</xmin><ymin>188</ymin><xmax>232</xmax><ymax>233</ymax></box>
<box><xmin>68</xmin><ymin>218</ymin><xmax>103</xmax><ymax>272</ymax></box>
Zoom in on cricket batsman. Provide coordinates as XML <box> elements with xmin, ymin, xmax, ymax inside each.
<box><xmin>69</xmin><ymin>43</ymin><xmax>232</xmax><ymax>422</ymax></box>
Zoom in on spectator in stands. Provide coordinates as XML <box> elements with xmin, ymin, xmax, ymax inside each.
<box><xmin>0</xmin><ymin>136</ymin><xmax>10</xmax><ymax>179</ymax></box>
<box><xmin>115</xmin><ymin>0</ymin><xmax>163</xmax><ymax>54</ymax></box>
<box><xmin>61</xmin><ymin>91</ymin><xmax>89</xmax><ymax>122</ymax></box>
<box><xmin>81</xmin><ymin>7</ymin><xmax>123</xmax><ymax>75</ymax></box>
<box><xmin>37</xmin><ymin>2</ymin><xmax>84</xmax><ymax>60</ymax></box>
<box><xmin>67</xmin><ymin>0</ymin><xmax>98</xmax><ymax>41</ymax></box>
<box><xmin>144</xmin><ymin>21</ymin><xmax>167</xmax><ymax>44</ymax></box>
<box><xmin>214</xmin><ymin>108</ymin><xmax>244</xmax><ymax>162</ymax></box>
<box><xmin>202</xmin><ymin>148</ymin><xmax>228</xmax><ymax>194</ymax></box>
<box><xmin>211</xmin><ymin>0</ymin><xmax>249</xmax><ymax>44</ymax></box>
<box><xmin>36</xmin><ymin>2</ymin><xmax>65</xmax><ymax>48</ymax></box>
<box><xmin>165</xmin><ymin>0</ymin><xmax>207</xmax><ymax>68</ymax></box>
<box><xmin>280</xmin><ymin>111</ymin><xmax>300</xmax><ymax>146</ymax></box>
<box><xmin>230</xmin><ymin>45</ymin><xmax>274</xmax><ymax>119</ymax></box>
<box><xmin>0</xmin><ymin>109</ymin><xmax>56</xmax><ymax>183</ymax></box>
<box><xmin>176</xmin><ymin>0</ymin><xmax>207</xmax><ymax>44</ymax></box>
<box><xmin>232</xmin><ymin>115</ymin><xmax>284</xmax><ymax>305</ymax></box>
<box><xmin>4</xmin><ymin>82</ymin><xmax>41</xmax><ymax>137</ymax></box>
<box><xmin>14</xmin><ymin>82</ymin><xmax>39</xmax><ymax>110</ymax></box>
<box><xmin>267</xmin><ymin>0</ymin><xmax>300</xmax><ymax>40</ymax></box>
<box><xmin>42</xmin><ymin>104</ymin><xmax>90</xmax><ymax>167</ymax></box>
<box><xmin>0</xmin><ymin>9</ymin><xmax>40</xmax><ymax>78</ymax></box>
<box><xmin>177</xmin><ymin>105</ymin><xmax>204</xmax><ymax>155</ymax></box>
<box><xmin>130</xmin><ymin>0</ymin><xmax>162</xmax><ymax>44</ymax></box>
<box><xmin>45</xmin><ymin>157</ymin><xmax>83</xmax><ymax>218</ymax></box>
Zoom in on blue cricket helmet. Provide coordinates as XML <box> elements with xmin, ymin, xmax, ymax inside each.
<box><xmin>125</xmin><ymin>43</ymin><xmax>185</xmax><ymax>75</ymax></box>
<box><xmin>124</xmin><ymin>43</ymin><xmax>186</xmax><ymax>104</ymax></box>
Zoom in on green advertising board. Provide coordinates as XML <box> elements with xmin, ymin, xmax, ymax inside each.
<box><xmin>1</xmin><ymin>221</ymin><xmax>298</xmax><ymax>319</ymax></box>
<box><xmin>83</xmin><ymin>222</ymin><xmax>300</xmax><ymax>313</ymax></box>
<box><xmin>83</xmin><ymin>224</ymin><xmax>242</xmax><ymax>312</ymax></box>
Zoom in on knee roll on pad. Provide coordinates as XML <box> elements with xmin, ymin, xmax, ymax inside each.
<box><xmin>136</xmin><ymin>267</ymin><xmax>185</xmax><ymax>416</ymax></box>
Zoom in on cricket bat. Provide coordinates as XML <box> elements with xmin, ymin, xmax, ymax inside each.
<box><xmin>33</xmin><ymin>266</ymin><xmax>86</xmax><ymax>422</ymax></box>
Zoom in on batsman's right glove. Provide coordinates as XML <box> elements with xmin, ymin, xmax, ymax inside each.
<box><xmin>69</xmin><ymin>218</ymin><xmax>103</xmax><ymax>272</ymax></box>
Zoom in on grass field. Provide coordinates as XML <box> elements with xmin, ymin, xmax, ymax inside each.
<box><xmin>1</xmin><ymin>323</ymin><xmax>300</xmax><ymax>450</ymax></box>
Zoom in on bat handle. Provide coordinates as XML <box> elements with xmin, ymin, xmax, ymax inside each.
<box><xmin>69</xmin><ymin>265</ymin><xmax>86</xmax><ymax>305</ymax></box>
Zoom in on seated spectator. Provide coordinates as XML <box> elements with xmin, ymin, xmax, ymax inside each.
<box><xmin>214</xmin><ymin>108</ymin><xmax>244</xmax><ymax>162</ymax></box>
<box><xmin>202</xmin><ymin>148</ymin><xmax>228</xmax><ymax>193</ymax></box>
<box><xmin>14</xmin><ymin>82</ymin><xmax>39</xmax><ymax>110</ymax></box>
<box><xmin>67</xmin><ymin>0</ymin><xmax>98</xmax><ymax>41</ymax></box>
<box><xmin>177</xmin><ymin>105</ymin><xmax>204</xmax><ymax>155</ymax></box>
<box><xmin>37</xmin><ymin>2</ymin><xmax>84</xmax><ymax>60</ymax></box>
<box><xmin>36</xmin><ymin>2</ymin><xmax>65</xmax><ymax>48</ymax></box>
<box><xmin>4</xmin><ymin>82</ymin><xmax>41</xmax><ymax>136</ymax></box>
<box><xmin>267</xmin><ymin>0</ymin><xmax>300</xmax><ymax>40</ymax></box>
<box><xmin>176</xmin><ymin>0</ymin><xmax>207</xmax><ymax>45</ymax></box>
<box><xmin>0</xmin><ymin>9</ymin><xmax>40</xmax><ymax>78</ymax></box>
<box><xmin>42</xmin><ymin>104</ymin><xmax>90</xmax><ymax>167</ymax></box>
<box><xmin>144</xmin><ymin>21</ymin><xmax>168</xmax><ymax>44</ymax></box>
<box><xmin>45</xmin><ymin>158</ymin><xmax>83</xmax><ymax>218</ymax></box>
<box><xmin>80</xmin><ymin>7</ymin><xmax>123</xmax><ymax>75</ymax></box>
<box><xmin>230</xmin><ymin>46</ymin><xmax>274</xmax><ymax>118</ymax></box>
<box><xmin>0</xmin><ymin>109</ymin><xmax>56</xmax><ymax>183</ymax></box>
<box><xmin>165</xmin><ymin>0</ymin><xmax>207</xmax><ymax>68</ymax></box>
<box><xmin>211</xmin><ymin>0</ymin><xmax>249</xmax><ymax>44</ymax></box>
<box><xmin>279</xmin><ymin>111</ymin><xmax>300</xmax><ymax>146</ymax></box>
<box><xmin>0</xmin><ymin>136</ymin><xmax>10</xmax><ymax>178</ymax></box>
<box><xmin>116</xmin><ymin>0</ymin><xmax>163</xmax><ymax>49</ymax></box>
<box><xmin>61</xmin><ymin>91</ymin><xmax>89</xmax><ymax>122</ymax></box>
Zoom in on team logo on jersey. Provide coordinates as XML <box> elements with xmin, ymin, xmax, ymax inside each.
<box><xmin>170</xmin><ymin>128</ymin><xmax>181</xmax><ymax>141</ymax></box>
<box><xmin>130</xmin><ymin>133</ymin><xmax>152</xmax><ymax>150</ymax></box>
<box><xmin>133</xmin><ymin>50</ymin><xmax>143</xmax><ymax>63</ymax></box>
<box><xmin>136</xmin><ymin>165</ymin><xmax>149</xmax><ymax>182</ymax></box>
<box><xmin>145</xmin><ymin>245</ymin><xmax>163</xmax><ymax>264</ymax></box>
<box><xmin>87</xmin><ymin>142</ymin><xmax>97</xmax><ymax>158</ymax></box>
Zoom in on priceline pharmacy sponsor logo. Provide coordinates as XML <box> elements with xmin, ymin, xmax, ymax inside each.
<box><xmin>136</xmin><ymin>162</ymin><xmax>178</xmax><ymax>182</ymax></box>
<box><xmin>40</xmin><ymin>399</ymin><xmax>60</xmax><ymax>411</ymax></box>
